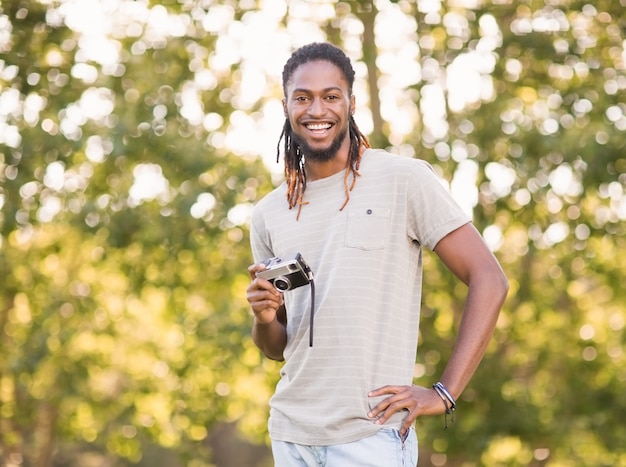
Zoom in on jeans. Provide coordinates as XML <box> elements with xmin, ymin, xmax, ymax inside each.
<box><xmin>271</xmin><ymin>428</ymin><xmax>418</xmax><ymax>467</ymax></box>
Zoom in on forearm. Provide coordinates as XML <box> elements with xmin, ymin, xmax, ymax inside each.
<box><xmin>438</xmin><ymin>267</ymin><xmax>508</xmax><ymax>397</ymax></box>
<box><xmin>252</xmin><ymin>315</ymin><xmax>288</xmax><ymax>361</ymax></box>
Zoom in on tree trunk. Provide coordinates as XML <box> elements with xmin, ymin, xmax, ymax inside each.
<box><xmin>353</xmin><ymin>1</ymin><xmax>387</xmax><ymax>148</ymax></box>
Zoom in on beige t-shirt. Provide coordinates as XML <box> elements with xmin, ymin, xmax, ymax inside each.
<box><xmin>250</xmin><ymin>149</ymin><xmax>471</xmax><ymax>445</ymax></box>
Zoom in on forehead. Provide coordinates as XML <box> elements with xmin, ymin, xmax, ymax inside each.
<box><xmin>285</xmin><ymin>60</ymin><xmax>350</xmax><ymax>94</ymax></box>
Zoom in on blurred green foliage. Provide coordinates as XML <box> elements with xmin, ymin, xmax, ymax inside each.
<box><xmin>0</xmin><ymin>1</ymin><xmax>625</xmax><ymax>466</ymax></box>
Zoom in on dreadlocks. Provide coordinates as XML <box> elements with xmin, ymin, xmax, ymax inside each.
<box><xmin>277</xmin><ymin>43</ymin><xmax>371</xmax><ymax>220</ymax></box>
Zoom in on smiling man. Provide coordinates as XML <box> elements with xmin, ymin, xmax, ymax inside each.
<box><xmin>246</xmin><ymin>42</ymin><xmax>508</xmax><ymax>467</ymax></box>
<box><xmin>284</xmin><ymin>60</ymin><xmax>352</xmax><ymax>165</ymax></box>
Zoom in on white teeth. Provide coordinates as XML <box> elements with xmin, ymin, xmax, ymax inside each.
<box><xmin>306</xmin><ymin>123</ymin><xmax>331</xmax><ymax>130</ymax></box>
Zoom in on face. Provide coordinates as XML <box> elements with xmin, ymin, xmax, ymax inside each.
<box><xmin>283</xmin><ymin>60</ymin><xmax>355</xmax><ymax>163</ymax></box>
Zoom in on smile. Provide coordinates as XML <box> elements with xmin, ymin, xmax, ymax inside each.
<box><xmin>305</xmin><ymin>123</ymin><xmax>333</xmax><ymax>131</ymax></box>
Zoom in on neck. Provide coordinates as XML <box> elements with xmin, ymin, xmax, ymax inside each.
<box><xmin>304</xmin><ymin>138</ymin><xmax>352</xmax><ymax>181</ymax></box>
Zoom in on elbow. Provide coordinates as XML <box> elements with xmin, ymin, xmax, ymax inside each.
<box><xmin>475</xmin><ymin>261</ymin><xmax>509</xmax><ymax>305</ymax></box>
<box><xmin>266</xmin><ymin>352</ymin><xmax>285</xmax><ymax>362</ymax></box>
<box><xmin>259</xmin><ymin>344</ymin><xmax>285</xmax><ymax>362</ymax></box>
<box><xmin>495</xmin><ymin>268</ymin><xmax>510</xmax><ymax>303</ymax></box>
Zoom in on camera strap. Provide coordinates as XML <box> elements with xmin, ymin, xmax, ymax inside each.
<box><xmin>308</xmin><ymin>277</ymin><xmax>315</xmax><ymax>347</ymax></box>
<box><xmin>299</xmin><ymin>261</ymin><xmax>315</xmax><ymax>347</ymax></box>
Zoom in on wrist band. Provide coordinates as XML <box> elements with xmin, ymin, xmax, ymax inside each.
<box><xmin>434</xmin><ymin>382</ymin><xmax>457</xmax><ymax>409</ymax></box>
<box><xmin>433</xmin><ymin>382</ymin><xmax>456</xmax><ymax>430</ymax></box>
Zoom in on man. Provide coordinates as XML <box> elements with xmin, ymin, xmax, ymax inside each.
<box><xmin>246</xmin><ymin>42</ymin><xmax>508</xmax><ymax>466</ymax></box>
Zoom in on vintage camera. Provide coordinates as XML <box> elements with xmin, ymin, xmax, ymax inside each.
<box><xmin>256</xmin><ymin>253</ymin><xmax>312</xmax><ymax>292</ymax></box>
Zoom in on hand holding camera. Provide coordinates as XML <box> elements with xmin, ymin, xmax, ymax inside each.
<box><xmin>255</xmin><ymin>253</ymin><xmax>312</xmax><ymax>292</ymax></box>
<box><xmin>254</xmin><ymin>253</ymin><xmax>316</xmax><ymax>346</ymax></box>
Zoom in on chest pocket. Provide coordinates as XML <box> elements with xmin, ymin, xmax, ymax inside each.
<box><xmin>344</xmin><ymin>208</ymin><xmax>390</xmax><ymax>250</ymax></box>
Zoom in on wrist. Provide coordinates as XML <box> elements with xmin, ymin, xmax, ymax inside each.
<box><xmin>432</xmin><ymin>381</ymin><xmax>456</xmax><ymax>430</ymax></box>
<box><xmin>255</xmin><ymin>314</ymin><xmax>277</xmax><ymax>326</ymax></box>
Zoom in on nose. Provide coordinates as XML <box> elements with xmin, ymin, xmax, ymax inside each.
<box><xmin>307</xmin><ymin>97</ymin><xmax>325</xmax><ymax>117</ymax></box>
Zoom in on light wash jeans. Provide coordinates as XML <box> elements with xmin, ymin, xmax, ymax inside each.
<box><xmin>271</xmin><ymin>428</ymin><xmax>418</xmax><ymax>467</ymax></box>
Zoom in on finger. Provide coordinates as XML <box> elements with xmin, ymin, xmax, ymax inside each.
<box><xmin>248</xmin><ymin>277</ymin><xmax>281</xmax><ymax>297</ymax></box>
<box><xmin>400</xmin><ymin>424</ymin><xmax>410</xmax><ymax>438</ymax></box>
<box><xmin>400</xmin><ymin>408</ymin><xmax>419</xmax><ymax>436</ymax></box>
<box><xmin>367</xmin><ymin>385</ymin><xmax>405</xmax><ymax>413</ymax></box>
<box><xmin>247</xmin><ymin>286</ymin><xmax>283</xmax><ymax>308</ymax></box>
<box><xmin>368</xmin><ymin>385</ymin><xmax>402</xmax><ymax>397</ymax></box>
<box><xmin>372</xmin><ymin>398</ymin><xmax>413</xmax><ymax>425</ymax></box>
<box><xmin>248</xmin><ymin>263</ymin><xmax>267</xmax><ymax>280</ymax></box>
<box><xmin>248</xmin><ymin>295</ymin><xmax>282</xmax><ymax>324</ymax></box>
<box><xmin>368</xmin><ymin>397</ymin><xmax>403</xmax><ymax>422</ymax></box>
<box><xmin>367</xmin><ymin>386</ymin><xmax>404</xmax><ymax>419</ymax></box>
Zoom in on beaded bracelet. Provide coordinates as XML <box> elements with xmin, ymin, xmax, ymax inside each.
<box><xmin>432</xmin><ymin>381</ymin><xmax>456</xmax><ymax>430</ymax></box>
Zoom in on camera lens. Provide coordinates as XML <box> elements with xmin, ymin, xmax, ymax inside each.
<box><xmin>273</xmin><ymin>276</ymin><xmax>291</xmax><ymax>291</ymax></box>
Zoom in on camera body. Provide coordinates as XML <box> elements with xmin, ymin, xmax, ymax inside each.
<box><xmin>256</xmin><ymin>253</ymin><xmax>311</xmax><ymax>292</ymax></box>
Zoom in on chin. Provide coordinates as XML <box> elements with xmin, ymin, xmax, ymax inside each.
<box><xmin>295</xmin><ymin>130</ymin><xmax>347</xmax><ymax>162</ymax></box>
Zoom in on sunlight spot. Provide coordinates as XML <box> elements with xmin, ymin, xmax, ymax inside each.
<box><xmin>544</xmin><ymin>221</ymin><xmax>569</xmax><ymax>245</ymax></box>
<box><xmin>534</xmin><ymin>448</ymin><xmax>550</xmax><ymax>461</ymax></box>
<box><xmin>195</xmin><ymin>68</ymin><xmax>218</xmax><ymax>91</ymax></box>
<box><xmin>451</xmin><ymin>159</ymin><xmax>478</xmax><ymax>216</ymax></box>
<box><xmin>190</xmin><ymin>193</ymin><xmax>216</xmax><ymax>219</ymax></box>
<box><xmin>37</xmin><ymin>195</ymin><xmax>63</xmax><ymax>222</ymax></box>
<box><xmin>609</xmin><ymin>313</ymin><xmax>625</xmax><ymax>332</ymax></box>
<box><xmin>179</xmin><ymin>83</ymin><xmax>204</xmax><ymax>125</ymax></box>
<box><xmin>71</xmin><ymin>63</ymin><xmax>99</xmax><ymax>83</ymax></box>
<box><xmin>483</xmin><ymin>224</ymin><xmax>504</xmax><ymax>252</ymax></box>
<box><xmin>44</xmin><ymin>162</ymin><xmax>66</xmax><ymax>191</ymax></box>
<box><xmin>202</xmin><ymin>113</ymin><xmax>224</xmax><ymax>132</ymax></box>
<box><xmin>0</xmin><ymin>87</ymin><xmax>20</xmax><ymax>117</ymax></box>
<box><xmin>0</xmin><ymin>123</ymin><xmax>21</xmax><ymax>148</ymax></box>
<box><xmin>420</xmin><ymin>83</ymin><xmax>448</xmax><ymax>140</ymax></box>
<box><xmin>0</xmin><ymin>14</ymin><xmax>12</xmax><ymax>53</ymax></box>
<box><xmin>447</xmin><ymin>53</ymin><xmax>490</xmax><ymax>112</ymax></box>
<box><xmin>129</xmin><ymin>163</ymin><xmax>170</xmax><ymax>205</ymax></box>
<box><xmin>19</xmin><ymin>181</ymin><xmax>38</xmax><ymax>199</ymax></box>
<box><xmin>85</xmin><ymin>135</ymin><xmax>111</xmax><ymax>163</ymax></box>
<box><xmin>80</xmin><ymin>87</ymin><xmax>115</xmax><ymax>121</ymax></box>
<box><xmin>549</xmin><ymin>164</ymin><xmax>582</xmax><ymax>197</ymax></box>
<box><xmin>485</xmin><ymin>162</ymin><xmax>517</xmax><ymax>198</ymax></box>
<box><xmin>582</xmin><ymin>346</ymin><xmax>597</xmax><ymax>361</ymax></box>
<box><xmin>202</xmin><ymin>4</ymin><xmax>235</xmax><ymax>33</ymax></box>
<box><xmin>227</xmin><ymin>203</ymin><xmax>253</xmax><ymax>226</ymax></box>
<box><xmin>215</xmin><ymin>382</ymin><xmax>230</xmax><ymax>396</ymax></box>
<box><xmin>23</xmin><ymin>93</ymin><xmax>47</xmax><ymax>126</ymax></box>
<box><xmin>539</xmin><ymin>118</ymin><xmax>559</xmax><ymax>135</ymax></box>
<box><xmin>122</xmin><ymin>425</ymin><xmax>137</xmax><ymax>439</ymax></box>
<box><xmin>152</xmin><ymin>361</ymin><xmax>169</xmax><ymax>378</ymax></box>
<box><xmin>579</xmin><ymin>324</ymin><xmax>595</xmax><ymax>340</ymax></box>
<box><xmin>514</xmin><ymin>188</ymin><xmax>531</xmax><ymax>206</ymax></box>
<box><xmin>574</xmin><ymin>224</ymin><xmax>590</xmax><ymax>240</ymax></box>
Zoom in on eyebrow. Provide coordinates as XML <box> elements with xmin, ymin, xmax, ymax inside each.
<box><xmin>290</xmin><ymin>86</ymin><xmax>345</xmax><ymax>94</ymax></box>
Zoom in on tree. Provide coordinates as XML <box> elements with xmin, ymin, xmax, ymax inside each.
<box><xmin>325</xmin><ymin>1</ymin><xmax>626</xmax><ymax>465</ymax></box>
<box><xmin>1</xmin><ymin>0</ymin><xmax>275</xmax><ymax>464</ymax></box>
<box><xmin>1</xmin><ymin>0</ymin><xmax>625</xmax><ymax>466</ymax></box>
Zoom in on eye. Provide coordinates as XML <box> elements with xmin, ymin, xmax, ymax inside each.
<box><xmin>294</xmin><ymin>95</ymin><xmax>309</xmax><ymax>102</ymax></box>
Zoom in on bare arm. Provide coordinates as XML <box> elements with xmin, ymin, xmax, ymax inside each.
<box><xmin>432</xmin><ymin>222</ymin><xmax>509</xmax><ymax>397</ymax></box>
<box><xmin>368</xmin><ymin>223</ymin><xmax>509</xmax><ymax>435</ymax></box>
<box><xmin>247</xmin><ymin>263</ymin><xmax>288</xmax><ymax>361</ymax></box>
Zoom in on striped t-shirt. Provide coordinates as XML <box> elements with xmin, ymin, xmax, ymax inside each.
<box><xmin>250</xmin><ymin>149</ymin><xmax>471</xmax><ymax>445</ymax></box>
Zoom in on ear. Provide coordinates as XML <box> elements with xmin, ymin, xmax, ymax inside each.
<box><xmin>350</xmin><ymin>94</ymin><xmax>356</xmax><ymax>115</ymax></box>
<box><xmin>282</xmin><ymin>98</ymin><xmax>288</xmax><ymax>117</ymax></box>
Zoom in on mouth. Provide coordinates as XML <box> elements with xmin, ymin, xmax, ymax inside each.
<box><xmin>305</xmin><ymin>122</ymin><xmax>333</xmax><ymax>133</ymax></box>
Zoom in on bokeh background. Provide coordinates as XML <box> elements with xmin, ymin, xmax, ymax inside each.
<box><xmin>1</xmin><ymin>0</ymin><xmax>625</xmax><ymax>466</ymax></box>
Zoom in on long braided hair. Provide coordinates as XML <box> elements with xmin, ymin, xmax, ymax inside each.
<box><xmin>277</xmin><ymin>43</ymin><xmax>371</xmax><ymax>220</ymax></box>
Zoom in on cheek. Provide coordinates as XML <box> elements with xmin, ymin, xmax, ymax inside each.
<box><xmin>286</xmin><ymin>106</ymin><xmax>303</xmax><ymax>124</ymax></box>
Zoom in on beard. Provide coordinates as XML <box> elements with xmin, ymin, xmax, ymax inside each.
<box><xmin>292</xmin><ymin>125</ymin><xmax>348</xmax><ymax>163</ymax></box>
